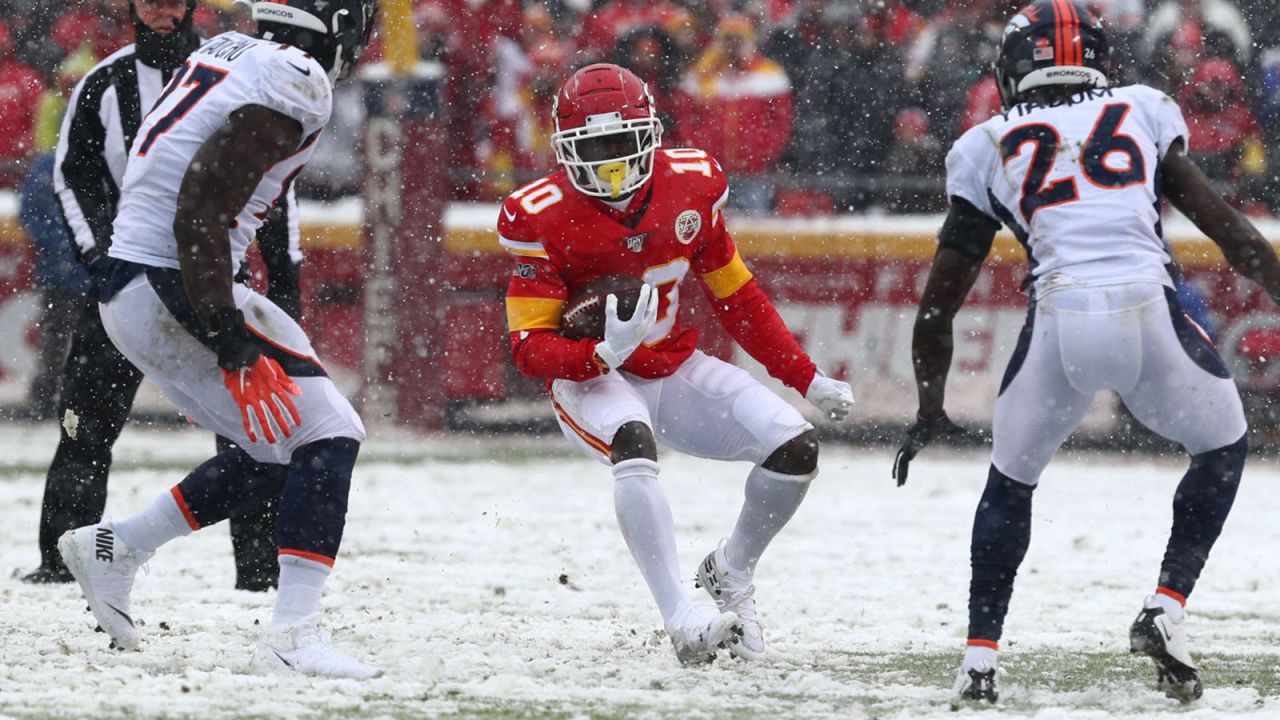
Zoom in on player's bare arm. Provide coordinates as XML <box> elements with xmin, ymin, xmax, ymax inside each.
<box><xmin>174</xmin><ymin>104</ymin><xmax>303</xmax><ymax>330</ymax></box>
<box><xmin>893</xmin><ymin>198</ymin><xmax>996</xmax><ymax>485</ymax></box>
<box><xmin>1161</xmin><ymin>139</ymin><xmax>1280</xmax><ymax>302</ymax></box>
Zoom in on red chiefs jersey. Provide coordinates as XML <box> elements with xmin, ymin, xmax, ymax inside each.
<box><xmin>501</xmin><ymin>148</ymin><xmax>816</xmax><ymax>394</ymax></box>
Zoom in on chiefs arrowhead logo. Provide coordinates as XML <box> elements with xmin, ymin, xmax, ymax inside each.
<box><xmin>675</xmin><ymin>210</ymin><xmax>702</xmax><ymax>245</ymax></box>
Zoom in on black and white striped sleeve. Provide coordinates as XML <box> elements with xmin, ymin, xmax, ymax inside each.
<box><xmin>53</xmin><ymin>65</ymin><xmax>118</xmax><ymax>261</ymax></box>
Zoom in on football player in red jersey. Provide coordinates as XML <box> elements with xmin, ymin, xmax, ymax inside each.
<box><xmin>501</xmin><ymin>63</ymin><xmax>854</xmax><ymax>665</ymax></box>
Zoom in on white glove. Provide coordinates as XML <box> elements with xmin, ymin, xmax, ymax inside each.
<box><xmin>594</xmin><ymin>284</ymin><xmax>659</xmax><ymax>370</ymax></box>
<box><xmin>806</xmin><ymin>371</ymin><xmax>854</xmax><ymax>420</ymax></box>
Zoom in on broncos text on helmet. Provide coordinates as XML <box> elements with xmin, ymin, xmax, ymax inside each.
<box><xmin>995</xmin><ymin>0</ymin><xmax>1110</xmax><ymax>110</ymax></box>
<box><xmin>251</xmin><ymin>0</ymin><xmax>378</xmax><ymax>83</ymax></box>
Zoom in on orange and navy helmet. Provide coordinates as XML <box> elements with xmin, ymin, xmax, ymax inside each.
<box><xmin>995</xmin><ymin>0</ymin><xmax>1110</xmax><ymax>110</ymax></box>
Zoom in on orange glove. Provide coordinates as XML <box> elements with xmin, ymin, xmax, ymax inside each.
<box><xmin>222</xmin><ymin>356</ymin><xmax>302</xmax><ymax>444</ymax></box>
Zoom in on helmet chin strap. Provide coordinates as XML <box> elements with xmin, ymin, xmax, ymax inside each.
<box><xmin>596</xmin><ymin>162</ymin><xmax>628</xmax><ymax>199</ymax></box>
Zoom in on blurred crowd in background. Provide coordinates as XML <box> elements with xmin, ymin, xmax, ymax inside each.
<box><xmin>3</xmin><ymin>0</ymin><xmax>1280</xmax><ymax>216</ymax></box>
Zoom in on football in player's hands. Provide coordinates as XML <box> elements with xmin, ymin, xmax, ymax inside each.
<box><xmin>560</xmin><ymin>274</ymin><xmax>646</xmax><ymax>340</ymax></box>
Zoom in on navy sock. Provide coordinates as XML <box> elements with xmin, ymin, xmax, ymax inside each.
<box><xmin>968</xmin><ymin>465</ymin><xmax>1037</xmax><ymax>643</ymax></box>
<box><xmin>277</xmin><ymin>438</ymin><xmax>359</xmax><ymax>564</ymax></box>
<box><xmin>1158</xmin><ymin>434</ymin><xmax>1247</xmax><ymax>599</ymax></box>
<box><xmin>175</xmin><ymin>447</ymin><xmax>287</xmax><ymax>528</ymax></box>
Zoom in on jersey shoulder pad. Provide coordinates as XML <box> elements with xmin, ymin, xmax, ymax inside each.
<box><xmin>948</xmin><ymin>122</ymin><xmax>1001</xmax><ymax>170</ymax></box>
<box><xmin>1117</xmin><ymin>83</ymin><xmax>1188</xmax><ymax>156</ymax></box>
<box><xmin>1117</xmin><ymin>83</ymin><xmax>1173</xmax><ymax>104</ymax></box>
<box><xmin>945</xmin><ymin>124</ymin><xmax>1000</xmax><ymax>219</ymax></box>
<box><xmin>250</xmin><ymin>43</ymin><xmax>332</xmax><ymax>136</ymax></box>
<box><xmin>655</xmin><ymin>146</ymin><xmax>728</xmax><ymax>214</ymax></box>
<box><xmin>497</xmin><ymin>172</ymin><xmax>567</xmax><ymax>259</ymax></box>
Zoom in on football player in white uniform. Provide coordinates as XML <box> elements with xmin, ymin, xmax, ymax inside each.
<box><xmin>55</xmin><ymin>0</ymin><xmax>381</xmax><ymax>679</ymax></box>
<box><xmin>892</xmin><ymin>0</ymin><xmax>1280</xmax><ymax>703</ymax></box>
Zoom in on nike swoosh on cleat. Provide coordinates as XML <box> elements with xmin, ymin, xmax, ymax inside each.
<box><xmin>287</xmin><ymin>62</ymin><xmax>311</xmax><ymax>76</ymax></box>
<box><xmin>104</xmin><ymin>602</ymin><xmax>134</xmax><ymax>627</ymax></box>
<box><xmin>503</xmin><ymin>207</ymin><xmax>517</xmax><ymax>222</ymax></box>
<box><xmin>269</xmin><ymin>648</ymin><xmax>293</xmax><ymax>668</ymax></box>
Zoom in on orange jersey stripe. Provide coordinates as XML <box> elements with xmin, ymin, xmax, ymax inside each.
<box><xmin>170</xmin><ymin>486</ymin><xmax>201</xmax><ymax>530</ymax></box>
<box><xmin>279</xmin><ymin>548</ymin><xmax>336</xmax><ymax>567</ymax></box>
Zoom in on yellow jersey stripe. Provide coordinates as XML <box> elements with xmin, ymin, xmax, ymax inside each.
<box><xmin>506</xmin><ymin>297</ymin><xmax>564</xmax><ymax>332</ymax></box>
<box><xmin>500</xmin><ymin>235</ymin><xmax>548</xmax><ymax>258</ymax></box>
<box><xmin>700</xmin><ymin>250</ymin><xmax>753</xmax><ymax>300</ymax></box>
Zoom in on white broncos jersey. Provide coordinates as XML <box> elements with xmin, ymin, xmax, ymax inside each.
<box><xmin>947</xmin><ymin>84</ymin><xmax>1189</xmax><ymax>295</ymax></box>
<box><xmin>110</xmin><ymin>32</ymin><xmax>331</xmax><ymax>273</ymax></box>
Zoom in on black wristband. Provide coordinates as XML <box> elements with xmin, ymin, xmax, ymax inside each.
<box><xmin>207</xmin><ymin>308</ymin><xmax>260</xmax><ymax>371</ymax></box>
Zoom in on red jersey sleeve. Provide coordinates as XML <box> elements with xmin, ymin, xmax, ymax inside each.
<box><xmin>500</xmin><ymin>195</ymin><xmax>605</xmax><ymax>382</ymax></box>
<box><xmin>692</xmin><ymin>172</ymin><xmax>816</xmax><ymax>394</ymax></box>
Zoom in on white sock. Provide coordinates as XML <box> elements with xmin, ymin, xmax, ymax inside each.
<box><xmin>612</xmin><ymin>458</ymin><xmax>686</xmax><ymax>623</ymax></box>
<box><xmin>113</xmin><ymin>487</ymin><xmax>194</xmax><ymax>552</ymax></box>
<box><xmin>961</xmin><ymin>644</ymin><xmax>998</xmax><ymax>673</ymax></box>
<box><xmin>724</xmin><ymin>465</ymin><xmax>815</xmax><ymax>573</ymax></box>
<box><xmin>1145</xmin><ymin>592</ymin><xmax>1186</xmax><ymax>624</ymax></box>
<box><xmin>273</xmin><ymin>554</ymin><xmax>330</xmax><ymax>627</ymax></box>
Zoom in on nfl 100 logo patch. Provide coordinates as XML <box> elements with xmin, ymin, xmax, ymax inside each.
<box><xmin>623</xmin><ymin>233</ymin><xmax>648</xmax><ymax>253</ymax></box>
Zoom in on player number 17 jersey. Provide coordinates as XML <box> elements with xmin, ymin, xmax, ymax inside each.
<box><xmin>109</xmin><ymin>32</ymin><xmax>332</xmax><ymax>274</ymax></box>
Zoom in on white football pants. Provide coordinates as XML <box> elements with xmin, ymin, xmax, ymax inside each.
<box><xmin>993</xmin><ymin>282</ymin><xmax>1246</xmax><ymax>484</ymax></box>
<box><xmin>550</xmin><ymin>350</ymin><xmax>813</xmax><ymax>464</ymax></box>
<box><xmin>99</xmin><ymin>273</ymin><xmax>365</xmax><ymax>465</ymax></box>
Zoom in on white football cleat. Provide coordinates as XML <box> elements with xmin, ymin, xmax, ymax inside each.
<box><xmin>664</xmin><ymin>599</ymin><xmax>742</xmax><ymax>666</ymax></box>
<box><xmin>952</xmin><ymin>666</ymin><xmax>999</xmax><ymax>703</ymax></box>
<box><xmin>1130</xmin><ymin>599</ymin><xmax>1202</xmax><ymax>702</ymax></box>
<box><xmin>953</xmin><ymin>643</ymin><xmax>999</xmax><ymax>703</ymax></box>
<box><xmin>58</xmin><ymin>522</ymin><xmax>152</xmax><ymax>650</ymax></box>
<box><xmin>251</xmin><ymin>617</ymin><xmax>381</xmax><ymax>679</ymax></box>
<box><xmin>695</xmin><ymin>540</ymin><xmax>764</xmax><ymax>660</ymax></box>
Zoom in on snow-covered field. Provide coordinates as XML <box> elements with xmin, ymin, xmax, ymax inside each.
<box><xmin>1</xmin><ymin>421</ymin><xmax>1278</xmax><ymax>719</ymax></box>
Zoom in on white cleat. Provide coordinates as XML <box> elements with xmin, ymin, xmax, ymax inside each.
<box><xmin>664</xmin><ymin>599</ymin><xmax>742</xmax><ymax>666</ymax></box>
<box><xmin>952</xmin><ymin>666</ymin><xmax>999</xmax><ymax>703</ymax></box>
<box><xmin>695</xmin><ymin>539</ymin><xmax>764</xmax><ymax>660</ymax></box>
<box><xmin>251</xmin><ymin>617</ymin><xmax>382</xmax><ymax>679</ymax></box>
<box><xmin>1130</xmin><ymin>599</ymin><xmax>1202</xmax><ymax>702</ymax></box>
<box><xmin>953</xmin><ymin>644</ymin><xmax>1000</xmax><ymax>703</ymax></box>
<box><xmin>58</xmin><ymin>522</ymin><xmax>152</xmax><ymax>650</ymax></box>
